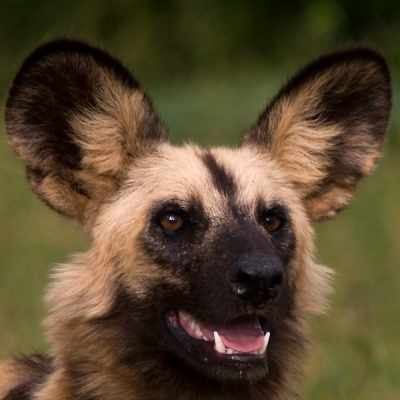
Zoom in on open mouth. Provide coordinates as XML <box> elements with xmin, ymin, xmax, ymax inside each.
<box><xmin>167</xmin><ymin>310</ymin><xmax>271</xmax><ymax>364</ymax></box>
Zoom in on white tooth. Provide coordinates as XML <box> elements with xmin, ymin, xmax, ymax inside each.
<box><xmin>195</xmin><ymin>325</ymin><xmax>203</xmax><ymax>339</ymax></box>
<box><xmin>214</xmin><ymin>331</ymin><xmax>226</xmax><ymax>353</ymax></box>
<box><xmin>190</xmin><ymin>319</ymin><xmax>196</xmax><ymax>329</ymax></box>
<box><xmin>179</xmin><ymin>311</ymin><xmax>191</xmax><ymax>322</ymax></box>
<box><xmin>226</xmin><ymin>348</ymin><xmax>234</xmax><ymax>354</ymax></box>
<box><xmin>201</xmin><ymin>331</ymin><xmax>211</xmax><ymax>341</ymax></box>
<box><xmin>190</xmin><ymin>319</ymin><xmax>197</xmax><ymax>331</ymax></box>
<box><xmin>259</xmin><ymin>331</ymin><xmax>271</xmax><ymax>354</ymax></box>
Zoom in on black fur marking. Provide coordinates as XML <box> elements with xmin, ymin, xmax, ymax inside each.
<box><xmin>189</xmin><ymin>214</ymin><xmax>295</xmax><ymax>323</ymax></box>
<box><xmin>136</xmin><ymin>107</ymin><xmax>169</xmax><ymax>146</ymax></box>
<box><xmin>6</xmin><ymin>46</ymin><xmax>98</xmax><ymax>170</ymax></box>
<box><xmin>89</xmin><ymin>281</ymin><xmax>302</xmax><ymax>400</ymax></box>
<box><xmin>6</xmin><ymin>40</ymin><xmax>139</xmax><ymax>171</ymax></box>
<box><xmin>6</xmin><ymin>39</ymin><xmax>167</xmax><ymax>191</ymax></box>
<box><xmin>201</xmin><ymin>152</ymin><xmax>237</xmax><ymax>198</ymax></box>
<box><xmin>90</xmin><ymin>285</ymin><xmax>235</xmax><ymax>396</ymax></box>
<box><xmin>140</xmin><ymin>195</ymin><xmax>296</xmax><ymax>319</ymax></box>
<box><xmin>271</xmin><ymin>47</ymin><xmax>390</xmax><ymax>120</ymax></box>
<box><xmin>141</xmin><ymin>197</ymin><xmax>210</xmax><ymax>272</ymax></box>
<box><xmin>28</xmin><ymin>40</ymin><xmax>167</xmax><ymax>146</ymax></box>
<box><xmin>4</xmin><ymin>355</ymin><xmax>54</xmax><ymax>400</ymax></box>
<box><xmin>26</xmin><ymin>167</ymin><xmax>47</xmax><ymax>186</ymax></box>
<box><xmin>244</xmin><ymin>47</ymin><xmax>391</xmax><ymax>149</ymax></box>
<box><xmin>17</xmin><ymin>39</ymin><xmax>140</xmax><ymax>91</ymax></box>
<box><xmin>255</xmin><ymin>200</ymin><xmax>297</xmax><ymax>265</ymax></box>
<box><xmin>63</xmin><ymin>172</ymin><xmax>91</xmax><ymax>198</ymax></box>
<box><xmin>4</xmin><ymin>384</ymin><xmax>31</xmax><ymax>400</ymax></box>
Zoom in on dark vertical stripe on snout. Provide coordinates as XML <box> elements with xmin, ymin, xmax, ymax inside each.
<box><xmin>201</xmin><ymin>152</ymin><xmax>237</xmax><ymax>198</ymax></box>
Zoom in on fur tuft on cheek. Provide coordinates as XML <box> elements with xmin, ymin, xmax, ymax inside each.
<box><xmin>45</xmin><ymin>252</ymin><xmax>119</xmax><ymax>329</ymax></box>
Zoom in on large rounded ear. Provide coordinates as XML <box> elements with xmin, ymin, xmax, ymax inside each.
<box><xmin>242</xmin><ymin>48</ymin><xmax>391</xmax><ymax>222</ymax></box>
<box><xmin>6</xmin><ymin>40</ymin><xmax>167</xmax><ymax>229</ymax></box>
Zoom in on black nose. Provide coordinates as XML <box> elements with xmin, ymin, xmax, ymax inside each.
<box><xmin>228</xmin><ymin>253</ymin><xmax>284</xmax><ymax>306</ymax></box>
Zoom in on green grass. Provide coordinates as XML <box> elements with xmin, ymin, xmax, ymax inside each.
<box><xmin>1</xmin><ymin>74</ymin><xmax>399</xmax><ymax>399</ymax></box>
<box><xmin>303</xmin><ymin>148</ymin><xmax>400</xmax><ymax>398</ymax></box>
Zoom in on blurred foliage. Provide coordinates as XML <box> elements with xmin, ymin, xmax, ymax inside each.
<box><xmin>1</xmin><ymin>0</ymin><xmax>400</xmax><ymax>86</ymax></box>
<box><xmin>0</xmin><ymin>1</ymin><xmax>399</xmax><ymax>399</ymax></box>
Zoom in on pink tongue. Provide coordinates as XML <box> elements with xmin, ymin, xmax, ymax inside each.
<box><xmin>199</xmin><ymin>316</ymin><xmax>264</xmax><ymax>353</ymax></box>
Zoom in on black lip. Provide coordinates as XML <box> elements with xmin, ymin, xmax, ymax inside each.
<box><xmin>165</xmin><ymin>311</ymin><xmax>269</xmax><ymax>368</ymax></box>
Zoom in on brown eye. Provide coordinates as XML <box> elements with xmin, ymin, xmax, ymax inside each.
<box><xmin>159</xmin><ymin>213</ymin><xmax>184</xmax><ymax>232</ymax></box>
<box><xmin>263</xmin><ymin>214</ymin><xmax>282</xmax><ymax>233</ymax></box>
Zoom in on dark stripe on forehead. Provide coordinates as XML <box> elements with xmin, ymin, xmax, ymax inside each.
<box><xmin>201</xmin><ymin>152</ymin><xmax>237</xmax><ymax>198</ymax></box>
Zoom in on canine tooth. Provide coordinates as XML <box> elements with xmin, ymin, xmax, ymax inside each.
<box><xmin>214</xmin><ymin>331</ymin><xmax>226</xmax><ymax>353</ymax></box>
<box><xmin>259</xmin><ymin>332</ymin><xmax>271</xmax><ymax>354</ymax></box>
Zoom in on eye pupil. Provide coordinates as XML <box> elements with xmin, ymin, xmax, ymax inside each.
<box><xmin>263</xmin><ymin>214</ymin><xmax>282</xmax><ymax>233</ymax></box>
<box><xmin>160</xmin><ymin>213</ymin><xmax>184</xmax><ymax>231</ymax></box>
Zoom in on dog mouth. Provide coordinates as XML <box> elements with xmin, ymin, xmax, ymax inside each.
<box><xmin>167</xmin><ymin>310</ymin><xmax>271</xmax><ymax>364</ymax></box>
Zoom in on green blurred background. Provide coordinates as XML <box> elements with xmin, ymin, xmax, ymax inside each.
<box><xmin>0</xmin><ymin>0</ymin><xmax>399</xmax><ymax>398</ymax></box>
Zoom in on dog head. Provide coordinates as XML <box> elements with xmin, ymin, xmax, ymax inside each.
<box><xmin>6</xmin><ymin>40</ymin><xmax>391</xmax><ymax>398</ymax></box>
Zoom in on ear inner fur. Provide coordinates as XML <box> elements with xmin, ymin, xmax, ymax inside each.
<box><xmin>242</xmin><ymin>47</ymin><xmax>391</xmax><ymax>222</ymax></box>
<box><xmin>5</xmin><ymin>39</ymin><xmax>168</xmax><ymax>229</ymax></box>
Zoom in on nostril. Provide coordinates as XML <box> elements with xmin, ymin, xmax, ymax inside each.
<box><xmin>228</xmin><ymin>253</ymin><xmax>284</xmax><ymax>305</ymax></box>
<box><xmin>271</xmin><ymin>274</ymin><xmax>283</xmax><ymax>288</ymax></box>
<box><xmin>236</xmin><ymin>270</ymin><xmax>252</xmax><ymax>284</ymax></box>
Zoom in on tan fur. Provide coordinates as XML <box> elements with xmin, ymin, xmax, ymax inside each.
<box><xmin>33</xmin><ymin>370</ymin><xmax>73</xmax><ymax>400</ymax></box>
<box><xmin>242</xmin><ymin>57</ymin><xmax>390</xmax><ymax>222</ymax></box>
<box><xmin>36</xmin><ymin>145</ymin><xmax>329</xmax><ymax>399</ymax></box>
<box><xmin>72</xmin><ymin>77</ymin><xmax>155</xmax><ymax>176</ymax></box>
<box><xmin>0</xmin><ymin>361</ymin><xmax>27</xmax><ymax>398</ymax></box>
<box><xmin>2</xmin><ymin>41</ymin><xmax>391</xmax><ymax>400</ymax></box>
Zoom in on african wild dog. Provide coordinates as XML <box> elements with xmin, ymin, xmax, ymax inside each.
<box><xmin>0</xmin><ymin>40</ymin><xmax>391</xmax><ymax>400</ymax></box>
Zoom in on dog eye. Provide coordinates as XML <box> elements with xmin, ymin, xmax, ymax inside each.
<box><xmin>263</xmin><ymin>213</ymin><xmax>282</xmax><ymax>233</ymax></box>
<box><xmin>159</xmin><ymin>213</ymin><xmax>184</xmax><ymax>232</ymax></box>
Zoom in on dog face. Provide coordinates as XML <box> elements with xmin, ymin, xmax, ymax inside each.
<box><xmin>92</xmin><ymin>146</ymin><xmax>305</xmax><ymax>383</ymax></box>
<box><xmin>5</xmin><ymin>41</ymin><xmax>391</xmax><ymax>398</ymax></box>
